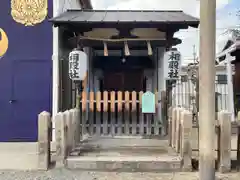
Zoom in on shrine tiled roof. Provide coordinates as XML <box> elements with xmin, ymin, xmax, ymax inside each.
<box><xmin>50</xmin><ymin>9</ymin><xmax>199</xmax><ymax>28</ymax></box>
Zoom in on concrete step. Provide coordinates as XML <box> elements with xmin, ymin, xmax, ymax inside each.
<box><xmin>65</xmin><ymin>155</ymin><xmax>182</xmax><ymax>172</ymax></box>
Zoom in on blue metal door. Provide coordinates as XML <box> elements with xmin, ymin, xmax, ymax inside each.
<box><xmin>9</xmin><ymin>59</ymin><xmax>52</xmax><ymax>142</ymax></box>
<box><xmin>0</xmin><ymin>59</ymin><xmax>13</xmax><ymax>141</ymax></box>
<box><xmin>0</xmin><ymin>0</ymin><xmax>53</xmax><ymax>142</ymax></box>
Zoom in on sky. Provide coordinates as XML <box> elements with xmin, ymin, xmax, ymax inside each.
<box><xmin>91</xmin><ymin>0</ymin><xmax>240</xmax><ymax>64</ymax></box>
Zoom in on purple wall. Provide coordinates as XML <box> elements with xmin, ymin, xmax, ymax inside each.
<box><xmin>0</xmin><ymin>1</ymin><xmax>53</xmax><ymax>142</ymax></box>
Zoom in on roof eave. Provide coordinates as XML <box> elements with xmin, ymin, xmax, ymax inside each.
<box><xmin>49</xmin><ymin>9</ymin><xmax>199</xmax><ymax>29</ymax></box>
<box><xmin>189</xmin><ymin>22</ymin><xmax>199</xmax><ymax>28</ymax></box>
<box><xmin>50</xmin><ymin>21</ymin><xmax>199</xmax><ymax>29</ymax></box>
<box><xmin>216</xmin><ymin>40</ymin><xmax>240</xmax><ymax>60</ymax></box>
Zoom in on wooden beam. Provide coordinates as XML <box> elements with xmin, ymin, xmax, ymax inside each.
<box><xmin>67</xmin><ymin>38</ymin><xmax>181</xmax><ymax>49</ymax></box>
<box><xmin>56</xmin><ymin>22</ymin><xmax>193</xmax><ymax>31</ymax></box>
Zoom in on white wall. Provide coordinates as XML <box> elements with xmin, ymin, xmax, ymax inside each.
<box><xmin>52</xmin><ymin>0</ymin><xmax>83</xmax><ymax>141</ymax></box>
<box><xmin>59</xmin><ymin>0</ymin><xmax>82</xmax><ymax>12</ymax></box>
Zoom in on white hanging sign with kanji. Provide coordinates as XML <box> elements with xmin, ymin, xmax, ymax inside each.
<box><xmin>69</xmin><ymin>49</ymin><xmax>87</xmax><ymax>81</ymax></box>
<box><xmin>164</xmin><ymin>49</ymin><xmax>181</xmax><ymax>79</ymax></box>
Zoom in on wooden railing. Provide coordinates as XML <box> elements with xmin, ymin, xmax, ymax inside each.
<box><xmin>77</xmin><ymin>91</ymin><xmax>167</xmax><ymax>136</ymax></box>
<box><xmin>80</xmin><ymin>91</ymin><xmax>159</xmax><ymax>112</ymax></box>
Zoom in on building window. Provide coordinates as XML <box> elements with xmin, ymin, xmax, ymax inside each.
<box><xmin>181</xmin><ymin>75</ymin><xmax>188</xmax><ymax>82</ymax></box>
<box><xmin>217</xmin><ymin>75</ymin><xmax>227</xmax><ymax>84</ymax></box>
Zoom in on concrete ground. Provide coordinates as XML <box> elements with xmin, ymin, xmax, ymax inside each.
<box><xmin>66</xmin><ymin>137</ymin><xmax>182</xmax><ymax>171</ymax></box>
<box><xmin>0</xmin><ymin>169</ymin><xmax>240</xmax><ymax>180</ymax></box>
<box><xmin>0</xmin><ymin>127</ymin><xmax>238</xmax><ymax>179</ymax></box>
<box><xmin>73</xmin><ymin>136</ymin><xmax>177</xmax><ymax>157</ymax></box>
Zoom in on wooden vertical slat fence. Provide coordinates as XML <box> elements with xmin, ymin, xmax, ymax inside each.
<box><xmin>103</xmin><ymin>91</ymin><xmax>108</xmax><ymax>135</ymax></box>
<box><xmin>124</xmin><ymin>91</ymin><xmax>130</xmax><ymax>135</ymax></box>
<box><xmin>89</xmin><ymin>92</ymin><xmax>94</xmax><ymax>111</ymax></box>
<box><xmin>80</xmin><ymin>91</ymin><xmax>163</xmax><ymax>136</ymax></box>
<box><xmin>95</xmin><ymin>92</ymin><xmax>101</xmax><ymax>135</ymax></box>
<box><xmin>110</xmin><ymin>91</ymin><xmax>116</xmax><ymax>136</ymax></box>
<box><xmin>132</xmin><ymin>91</ymin><xmax>137</xmax><ymax>135</ymax></box>
<box><xmin>139</xmin><ymin>91</ymin><xmax>144</xmax><ymax>135</ymax></box>
<box><xmin>89</xmin><ymin>92</ymin><xmax>94</xmax><ymax>135</ymax></box>
<box><xmin>117</xmin><ymin>92</ymin><xmax>123</xmax><ymax>135</ymax></box>
<box><xmin>82</xmin><ymin>92</ymin><xmax>87</xmax><ymax>112</ymax></box>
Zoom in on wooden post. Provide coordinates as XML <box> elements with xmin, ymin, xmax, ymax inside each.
<box><xmin>218</xmin><ymin>111</ymin><xmax>231</xmax><ymax>173</ymax></box>
<box><xmin>146</xmin><ymin>113</ymin><xmax>151</xmax><ymax>135</ymax></box>
<box><xmin>180</xmin><ymin>110</ymin><xmax>192</xmax><ymax>171</ymax></box>
<box><xmin>154</xmin><ymin>91</ymin><xmax>160</xmax><ymax>135</ymax></box>
<box><xmin>38</xmin><ymin>111</ymin><xmax>51</xmax><ymax>170</ymax></box>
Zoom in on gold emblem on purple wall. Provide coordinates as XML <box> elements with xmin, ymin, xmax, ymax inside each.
<box><xmin>11</xmin><ymin>0</ymin><xmax>48</xmax><ymax>26</ymax></box>
<box><xmin>0</xmin><ymin>29</ymin><xmax>9</xmax><ymax>58</ymax></box>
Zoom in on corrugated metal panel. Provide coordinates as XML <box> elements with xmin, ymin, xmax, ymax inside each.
<box><xmin>86</xmin><ymin>11</ymin><xmax>106</xmax><ymax>22</ymax></box>
<box><xmin>50</xmin><ymin>10</ymin><xmax>199</xmax><ymax>25</ymax></box>
<box><xmin>72</xmin><ymin>11</ymin><xmax>97</xmax><ymax>22</ymax></box>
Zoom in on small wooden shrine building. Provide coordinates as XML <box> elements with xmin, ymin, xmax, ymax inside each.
<box><xmin>50</xmin><ymin>10</ymin><xmax>199</xmax><ymax>137</ymax></box>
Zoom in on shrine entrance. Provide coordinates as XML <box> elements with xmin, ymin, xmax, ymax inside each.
<box><xmin>103</xmin><ymin>70</ymin><xmax>144</xmax><ymax>92</ymax></box>
<box><xmin>81</xmin><ymin>55</ymin><xmax>162</xmax><ymax>137</ymax></box>
<box><xmin>80</xmin><ymin>54</ymin><xmax>162</xmax><ymax>137</ymax></box>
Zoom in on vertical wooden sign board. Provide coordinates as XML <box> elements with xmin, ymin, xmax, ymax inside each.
<box><xmin>142</xmin><ymin>91</ymin><xmax>156</xmax><ymax>113</ymax></box>
<box><xmin>141</xmin><ymin>91</ymin><xmax>155</xmax><ymax>135</ymax></box>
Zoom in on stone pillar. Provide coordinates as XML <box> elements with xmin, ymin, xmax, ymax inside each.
<box><xmin>69</xmin><ymin>109</ymin><xmax>75</xmax><ymax>149</ymax></box>
<box><xmin>175</xmin><ymin>108</ymin><xmax>183</xmax><ymax>153</ymax></box>
<box><xmin>55</xmin><ymin>112</ymin><xmax>67</xmax><ymax>167</ymax></box>
<box><xmin>171</xmin><ymin>108</ymin><xmax>177</xmax><ymax>148</ymax></box>
<box><xmin>38</xmin><ymin>111</ymin><xmax>51</xmax><ymax>170</ymax></box>
<box><xmin>64</xmin><ymin>110</ymin><xmax>72</xmax><ymax>154</ymax></box>
<box><xmin>218</xmin><ymin>111</ymin><xmax>231</xmax><ymax>173</ymax></box>
<box><xmin>168</xmin><ymin>107</ymin><xmax>173</xmax><ymax>146</ymax></box>
<box><xmin>180</xmin><ymin>110</ymin><xmax>192</xmax><ymax>171</ymax></box>
<box><xmin>73</xmin><ymin>108</ymin><xmax>80</xmax><ymax>146</ymax></box>
<box><xmin>199</xmin><ymin>0</ymin><xmax>216</xmax><ymax>178</ymax></box>
<box><xmin>161</xmin><ymin>91</ymin><xmax>167</xmax><ymax>136</ymax></box>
